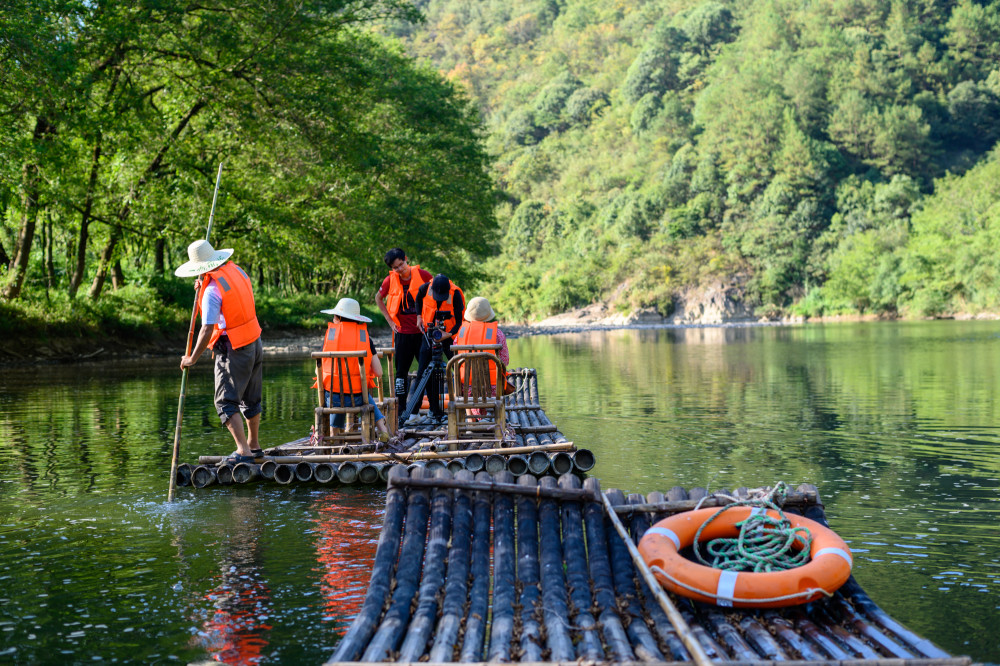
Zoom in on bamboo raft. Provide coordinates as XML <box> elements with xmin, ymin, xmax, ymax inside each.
<box><xmin>326</xmin><ymin>469</ymin><xmax>971</xmax><ymax>666</ymax></box>
<box><xmin>174</xmin><ymin>368</ymin><xmax>595</xmax><ymax>488</ymax></box>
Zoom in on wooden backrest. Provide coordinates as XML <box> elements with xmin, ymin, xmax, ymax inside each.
<box><xmin>311</xmin><ymin>350</ymin><xmax>369</xmax><ymax>406</ymax></box>
<box><xmin>446</xmin><ymin>351</ymin><xmax>506</xmax><ymax>403</ymax></box>
<box><xmin>374</xmin><ymin>346</ymin><xmax>394</xmax><ymax>401</ymax></box>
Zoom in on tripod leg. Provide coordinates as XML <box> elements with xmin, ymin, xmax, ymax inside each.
<box><xmin>400</xmin><ymin>364</ymin><xmax>435</xmax><ymax>423</ymax></box>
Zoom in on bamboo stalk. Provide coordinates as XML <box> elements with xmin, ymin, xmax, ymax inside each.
<box><xmin>581</xmin><ymin>478</ymin><xmax>634</xmax><ymax>661</ymax></box>
<box><xmin>488</xmin><ymin>470</ymin><xmax>516</xmax><ymax>661</ymax></box>
<box><xmin>398</xmin><ymin>469</ymin><xmax>454</xmax><ymax>661</ymax></box>
<box><xmin>603</xmin><ymin>489</ymin><xmax>664</xmax><ymax>661</ymax></box>
<box><xmin>761</xmin><ymin>612</ymin><xmax>828</xmax><ymax>660</ymax></box>
<box><xmin>515</xmin><ymin>475</ymin><xmax>543</xmax><ymax>662</ymax></box>
<box><xmin>459</xmin><ymin>471</ymin><xmax>493</xmax><ymax>662</ymax></box>
<box><xmin>199</xmin><ymin>441</ymin><xmax>575</xmax><ymax>465</ymax></box>
<box><xmin>598</xmin><ymin>487</ymin><xmax>713</xmax><ymax>666</ymax></box>
<box><xmin>428</xmin><ymin>470</ymin><xmax>474</xmax><ymax>662</ymax></box>
<box><xmin>612</xmin><ymin>489</ymin><xmax>819</xmax><ymax>514</ymax></box>
<box><xmin>361</xmin><ymin>466</ymin><xmax>432</xmax><ymax>662</ymax></box>
<box><xmin>628</xmin><ymin>493</ymin><xmax>689</xmax><ymax>661</ymax></box>
<box><xmin>389</xmin><ymin>475</ymin><xmax>599</xmax><ymax>503</ymax></box>
<box><xmin>556</xmin><ymin>474</ymin><xmax>604</xmax><ymax>660</ymax></box>
<box><xmin>537</xmin><ymin>476</ymin><xmax>575</xmax><ymax>661</ymax></box>
<box><xmin>329</xmin><ymin>465</ymin><xmax>410</xmax><ymax>662</ymax></box>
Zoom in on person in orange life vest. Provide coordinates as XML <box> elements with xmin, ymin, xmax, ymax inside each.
<box><xmin>455</xmin><ymin>296</ymin><xmax>509</xmax><ymax>415</ymax></box>
<box><xmin>316</xmin><ymin>298</ymin><xmax>391</xmax><ymax>445</ymax></box>
<box><xmin>177</xmin><ymin>240</ymin><xmax>264</xmax><ymax>464</ymax></box>
<box><xmin>374</xmin><ymin>248</ymin><xmax>434</xmax><ymax>427</ymax></box>
<box><xmin>414</xmin><ymin>273</ymin><xmax>465</xmax><ymax>421</ymax></box>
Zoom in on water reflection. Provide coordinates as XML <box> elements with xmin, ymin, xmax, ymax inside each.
<box><xmin>193</xmin><ymin>496</ymin><xmax>273</xmax><ymax>665</ymax></box>
<box><xmin>0</xmin><ymin>322</ymin><xmax>998</xmax><ymax>663</ymax></box>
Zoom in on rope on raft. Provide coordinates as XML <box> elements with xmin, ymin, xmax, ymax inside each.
<box><xmin>693</xmin><ymin>481</ymin><xmax>814</xmax><ymax>573</ymax></box>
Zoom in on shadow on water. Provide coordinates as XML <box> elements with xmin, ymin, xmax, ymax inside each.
<box><xmin>0</xmin><ymin>320</ymin><xmax>998</xmax><ymax>663</ymax></box>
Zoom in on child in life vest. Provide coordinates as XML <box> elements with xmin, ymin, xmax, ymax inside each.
<box><xmin>316</xmin><ymin>298</ymin><xmax>391</xmax><ymax>445</ymax></box>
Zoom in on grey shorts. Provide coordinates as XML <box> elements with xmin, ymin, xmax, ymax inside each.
<box><xmin>213</xmin><ymin>336</ymin><xmax>263</xmax><ymax>424</ymax></box>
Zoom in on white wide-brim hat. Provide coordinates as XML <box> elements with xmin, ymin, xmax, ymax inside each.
<box><xmin>174</xmin><ymin>240</ymin><xmax>234</xmax><ymax>277</ymax></box>
<box><xmin>464</xmin><ymin>296</ymin><xmax>495</xmax><ymax>322</ymax></box>
<box><xmin>321</xmin><ymin>297</ymin><xmax>372</xmax><ymax>323</ymax></box>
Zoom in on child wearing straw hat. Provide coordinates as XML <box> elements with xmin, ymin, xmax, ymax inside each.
<box><xmin>176</xmin><ymin>240</ymin><xmax>263</xmax><ymax>464</ymax></box>
<box><xmin>317</xmin><ymin>298</ymin><xmax>392</xmax><ymax>445</ymax></box>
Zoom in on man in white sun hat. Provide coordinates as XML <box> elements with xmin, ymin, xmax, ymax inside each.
<box><xmin>315</xmin><ymin>297</ymin><xmax>391</xmax><ymax>445</ymax></box>
<box><xmin>176</xmin><ymin>239</ymin><xmax>263</xmax><ymax>464</ymax></box>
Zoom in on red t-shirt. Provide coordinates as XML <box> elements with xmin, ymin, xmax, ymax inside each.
<box><xmin>379</xmin><ymin>268</ymin><xmax>433</xmax><ymax>334</ymax></box>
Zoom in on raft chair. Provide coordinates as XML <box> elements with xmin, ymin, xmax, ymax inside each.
<box><xmin>311</xmin><ymin>350</ymin><xmax>375</xmax><ymax>447</ymax></box>
<box><xmin>375</xmin><ymin>347</ymin><xmax>398</xmax><ymax>436</ymax></box>
<box><xmin>445</xmin><ymin>344</ymin><xmax>506</xmax><ymax>446</ymax></box>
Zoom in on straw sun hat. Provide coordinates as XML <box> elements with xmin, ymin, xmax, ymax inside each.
<box><xmin>174</xmin><ymin>240</ymin><xmax>234</xmax><ymax>277</ymax></box>
<box><xmin>321</xmin><ymin>297</ymin><xmax>372</xmax><ymax>323</ymax></box>
<box><xmin>464</xmin><ymin>296</ymin><xmax>495</xmax><ymax>322</ymax></box>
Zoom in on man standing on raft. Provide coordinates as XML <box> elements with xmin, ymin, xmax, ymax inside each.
<box><xmin>177</xmin><ymin>240</ymin><xmax>264</xmax><ymax>464</ymax></box>
<box><xmin>374</xmin><ymin>248</ymin><xmax>433</xmax><ymax>427</ymax></box>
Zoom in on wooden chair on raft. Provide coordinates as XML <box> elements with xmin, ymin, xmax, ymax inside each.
<box><xmin>374</xmin><ymin>347</ymin><xmax>398</xmax><ymax>436</ymax></box>
<box><xmin>311</xmin><ymin>350</ymin><xmax>375</xmax><ymax>446</ymax></box>
<box><xmin>445</xmin><ymin>344</ymin><xmax>507</xmax><ymax>447</ymax></box>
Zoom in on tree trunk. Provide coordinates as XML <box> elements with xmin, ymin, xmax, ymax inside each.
<box><xmin>111</xmin><ymin>259</ymin><xmax>125</xmax><ymax>289</ymax></box>
<box><xmin>154</xmin><ymin>237</ymin><xmax>165</xmax><ymax>274</ymax></box>
<box><xmin>45</xmin><ymin>214</ymin><xmax>55</xmax><ymax>289</ymax></box>
<box><xmin>2</xmin><ymin>116</ymin><xmax>53</xmax><ymax>300</ymax></box>
<box><xmin>88</xmin><ymin>226</ymin><xmax>120</xmax><ymax>300</ymax></box>
<box><xmin>69</xmin><ymin>135</ymin><xmax>103</xmax><ymax>298</ymax></box>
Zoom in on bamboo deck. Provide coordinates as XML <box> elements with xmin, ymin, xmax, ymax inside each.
<box><xmin>174</xmin><ymin>368</ymin><xmax>593</xmax><ymax>488</ymax></box>
<box><xmin>326</xmin><ymin>470</ymin><xmax>970</xmax><ymax>666</ymax></box>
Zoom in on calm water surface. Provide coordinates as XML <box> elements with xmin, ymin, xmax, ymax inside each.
<box><xmin>0</xmin><ymin>320</ymin><xmax>998</xmax><ymax>664</ymax></box>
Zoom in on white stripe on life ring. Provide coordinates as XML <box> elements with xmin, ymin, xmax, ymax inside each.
<box><xmin>646</xmin><ymin>527</ymin><xmax>680</xmax><ymax>550</ymax></box>
<box><xmin>814</xmin><ymin>547</ymin><xmax>853</xmax><ymax>567</ymax></box>
<box><xmin>716</xmin><ymin>570</ymin><xmax>739</xmax><ymax>607</ymax></box>
<box><xmin>749</xmin><ymin>507</ymin><xmax>767</xmax><ymax>517</ymax></box>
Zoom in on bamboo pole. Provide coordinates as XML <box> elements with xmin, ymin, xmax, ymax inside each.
<box><xmin>628</xmin><ymin>493</ymin><xmax>690</xmax><ymax>660</ymax></box>
<box><xmin>537</xmin><ymin>476</ymin><xmax>575</xmax><ymax>661</ymax></box>
<box><xmin>612</xmin><ymin>489</ymin><xmax>819</xmax><ymax>514</ymax></box>
<box><xmin>198</xmin><ymin>441</ymin><xmax>574</xmax><ymax>465</ymax></box>
<box><xmin>389</xmin><ymin>475</ymin><xmax>599</xmax><ymax>503</ymax></box>
<box><xmin>459</xmin><ymin>471</ymin><xmax>493</xmax><ymax>662</ymax></box>
<box><xmin>361</xmin><ymin>467</ymin><xmax>432</xmax><ymax>662</ymax></box>
<box><xmin>428</xmin><ymin>470</ymin><xmax>474</xmax><ymax>661</ymax></box>
<box><xmin>167</xmin><ymin>162</ymin><xmax>223</xmax><ymax>503</ymax></box>
<box><xmin>603</xmin><ymin>489</ymin><xmax>664</xmax><ymax>661</ymax></box>
<box><xmin>557</xmin><ymin>474</ymin><xmax>604</xmax><ymax>660</ymax></box>
<box><xmin>598</xmin><ymin>488</ymin><xmax>714</xmax><ymax>666</ymax></box>
<box><xmin>398</xmin><ymin>468</ymin><xmax>454</xmax><ymax>661</ymax></box>
<box><xmin>515</xmin><ymin>475</ymin><xmax>543</xmax><ymax>662</ymax></box>
<box><xmin>488</xmin><ymin>469</ymin><xmax>516</xmax><ymax>661</ymax></box>
<box><xmin>581</xmin><ymin>478</ymin><xmax>633</xmax><ymax>661</ymax></box>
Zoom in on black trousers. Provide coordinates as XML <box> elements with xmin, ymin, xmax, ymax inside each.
<box><xmin>416</xmin><ymin>338</ymin><xmax>454</xmax><ymax>415</ymax></box>
<box><xmin>393</xmin><ymin>332</ymin><xmax>423</xmax><ymax>424</ymax></box>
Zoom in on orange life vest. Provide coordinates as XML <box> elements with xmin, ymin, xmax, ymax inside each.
<box><xmin>385</xmin><ymin>264</ymin><xmax>427</xmax><ymax>328</ymax></box>
<box><xmin>317</xmin><ymin>320</ymin><xmax>377</xmax><ymax>393</ymax></box>
<box><xmin>455</xmin><ymin>320</ymin><xmax>501</xmax><ymax>386</ymax></box>
<box><xmin>421</xmin><ymin>280</ymin><xmax>463</xmax><ymax>334</ymax></box>
<box><xmin>197</xmin><ymin>262</ymin><xmax>262</xmax><ymax>350</ymax></box>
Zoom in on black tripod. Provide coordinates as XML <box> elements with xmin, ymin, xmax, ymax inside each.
<box><xmin>399</xmin><ymin>328</ymin><xmax>449</xmax><ymax>424</ymax></box>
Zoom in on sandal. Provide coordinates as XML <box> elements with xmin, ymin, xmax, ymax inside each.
<box><xmin>219</xmin><ymin>453</ymin><xmax>256</xmax><ymax>466</ymax></box>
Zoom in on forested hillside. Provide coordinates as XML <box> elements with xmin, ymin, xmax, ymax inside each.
<box><xmin>392</xmin><ymin>0</ymin><xmax>1000</xmax><ymax>319</ymax></box>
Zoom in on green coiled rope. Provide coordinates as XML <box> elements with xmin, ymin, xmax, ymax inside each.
<box><xmin>693</xmin><ymin>481</ymin><xmax>813</xmax><ymax>573</ymax></box>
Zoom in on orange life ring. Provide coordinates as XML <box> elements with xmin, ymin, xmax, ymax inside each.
<box><xmin>638</xmin><ymin>506</ymin><xmax>852</xmax><ymax>608</ymax></box>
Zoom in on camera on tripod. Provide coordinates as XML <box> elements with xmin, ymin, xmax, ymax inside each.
<box><xmin>427</xmin><ymin>312</ymin><xmax>449</xmax><ymax>345</ymax></box>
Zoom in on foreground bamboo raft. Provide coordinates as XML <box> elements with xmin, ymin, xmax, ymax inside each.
<box><xmin>326</xmin><ymin>470</ymin><xmax>970</xmax><ymax>666</ymax></box>
<box><xmin>175</xmin><ymin>368</ymin><xmax>594</xmax><ymax>488</ymax></box>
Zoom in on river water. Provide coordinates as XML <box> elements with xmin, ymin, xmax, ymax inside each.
<box><xmin>0</xmin><ymin>321</ymin><xmax>998</xmax><ymax>664</ymax></box>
